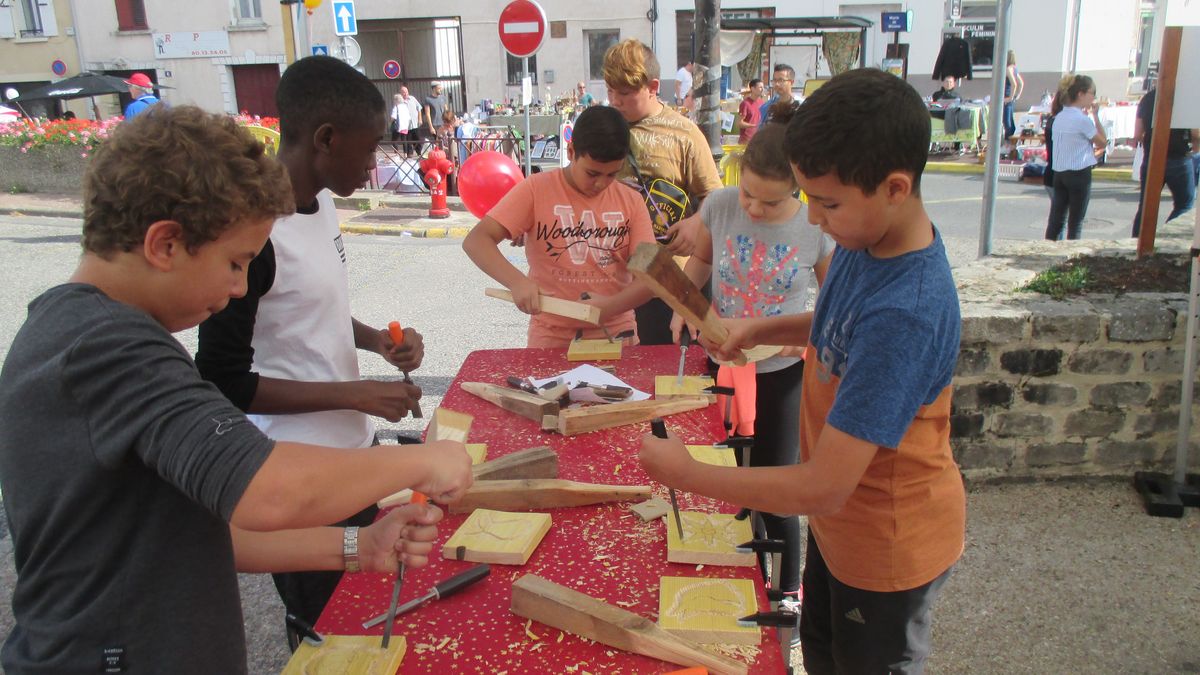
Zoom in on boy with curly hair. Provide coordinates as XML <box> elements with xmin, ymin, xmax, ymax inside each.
<box><xmin>640</xmin><ymin>68</ymin><xmax>965</xmax><ymax>674</ymax></box>
<box><xmin>0</xmin><ymin>105</ymin><xmax>472</xmax><ymax>673</ymax></box>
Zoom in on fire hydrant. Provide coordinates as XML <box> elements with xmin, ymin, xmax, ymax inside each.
<box><xmin>420</xmin><ymin>148</ymin><xmax>454</xmax><ymax>219</ymax></box>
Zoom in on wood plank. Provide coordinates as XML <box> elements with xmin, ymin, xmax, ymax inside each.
<box><xmin>449</xmin><ymin>479</ymin><xmax>651</xmax><ymax>514</ymax></box>
<box><xmin>556</xmin><ymin>396</ymin><xmax>711</xmax><ymax>436</ymax></box>
<box><xmin>667</xmin><ymin>512</ymin><xmax>755</xmax><ymax>567</ymax></box>
<box><xmin>466</xmin><ymin>443</ymin><xmax>488</xmax><ymax>465</ymax></box>
<box><xmin>471</xmin><ymin>446</ymin><xmax>558</xmax><ymax>481</ymax></box>
<box><xmin>485</xmin><ymin>287</ymin><xmax>602</xmax><ymax>325</ymax></box>
<box><xmin>567</xmin><ymin>338</ymin><xmax>623</xmax><ymax>362</ymax></box>
<box><xmin>442</xmin><ymin>509</ymin><xmax>551</xmax><ymax>565</ymax></box>
<box><xmin>281</xmin><ymin>634</ymin><xmax>405</xmax><ymax>674</ymax></box>
<box><xmin>655</xmin><ymin>375</ymin><xmax>716</xmax><ymax>401</ymax></box>
<box><xmin>510</xmin><ymin>574</ymin><xmax>749</xmax><ymax>675</ymax></box>
<box><xmin>428</xmin><ymin>407</ymin><xmax>474</xmax><ymax>443</ymax></box>
<box><xmin>685</xmin><ymin>445</ymin><xmax>737</xmax><ymax>467</ymax></box>
<box><xmin>658</xmin><ymin>576</ymin><xmax>761</xmax><ymax>645</ymax></box>
<box><xmin>461</xmin><ymin>382</ymin><xmax>559</xmax><ymax>424</ymax></box>
<box><xmin>630</xmin><ymin>497</ymin><xmax>671</xmax><ymax>522</ymax></box>
<box><xmin>628</xmin><ymin>243</ymin><xmax>746</xmax><ymax>366</ymax></box>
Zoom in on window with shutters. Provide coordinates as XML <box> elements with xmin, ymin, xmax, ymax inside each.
<box><xmin>115</xmin><ymin>0</ymin><xmax>148</xmax><ymax>31</ymax></box>
<box><xmin>506</xmin><ymin>53</ymin><xmax>537</xmax><ymax>86</ymax></box>
<box><xmin>18</xmin><ymin>0</ymin><xmax>44</xmax><ymax>37</ymax></box>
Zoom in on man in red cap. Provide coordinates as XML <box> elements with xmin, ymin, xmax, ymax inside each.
<box><xmin>123</xmin><ymin>72</ymin><xmax>160</xmax><ymax>119</ymax></box>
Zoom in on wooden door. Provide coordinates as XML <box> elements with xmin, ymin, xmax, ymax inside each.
<box><xmin>231</xmin><ymin>64</ymin><xmax>280</xmax><ymax>117</ymax></box>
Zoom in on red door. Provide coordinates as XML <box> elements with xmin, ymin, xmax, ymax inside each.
<box><xmin>232</xmin><ymin>65</ymin><xmax>281</xmax><ymax>117</ymax></box>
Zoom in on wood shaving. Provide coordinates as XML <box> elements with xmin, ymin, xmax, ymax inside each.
<box><xmin>524</xmin><ymin>618</ymin><xmax>541</xmax><ymax>641</ymax></box>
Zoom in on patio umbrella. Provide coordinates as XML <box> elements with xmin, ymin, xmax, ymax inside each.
<box><xmin>0</xmin><ymin>105</ymin><xmax>19</xmax><ymax>121</ymax></box>
<box><xmin>11</xmin><ymin>72</ymin><xmax>164</xmax><ymax>101</ymax></box>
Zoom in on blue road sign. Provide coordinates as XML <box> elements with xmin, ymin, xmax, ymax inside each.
<box><xmin>312</xmin><ymin>44</ymin><xmax>329</xmax><ymax>56</ymax></box>
<box><xmin>333</xmin><ymin>0</ymin><xmax>357</xmax><ymax>36</ymax></box>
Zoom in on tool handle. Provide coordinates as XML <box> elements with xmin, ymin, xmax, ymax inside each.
<box><xmin>680</xmin><ymin>329</ymin><xmax>691</xmax><ymax>349</ymax></box>
<box><xmin>434</xmin><ymin>563</ymin><xmax>491</xmax><ymax>599</ymax></box>
<box><xmin>650</xmin><ymin>417</ymin><xmax>667</xmax><ymax>439</ymax></box>
<box><xmin>411</xmin><ymin>491</ymin><xmax>428</xmax><ymax>505</ymax></box>
<box><xmin>387</xmin><ymin>320</ymin><xmax>405</xmax><ymax>345</ymax></box>
<box><xmin>285</xmin><ymin>611</ymin><xmax>323</xmax><ymax>645</ymax></box>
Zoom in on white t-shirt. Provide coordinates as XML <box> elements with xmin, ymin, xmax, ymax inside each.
<box><xmin>675</xmin><ymin>66</ymin><xmax>693</xmax><ymax>102</ymax></box>
<box><xmin>248</xmin><ymin>190</ymin><xmax>375</xmax><ymax>448</ymax></box>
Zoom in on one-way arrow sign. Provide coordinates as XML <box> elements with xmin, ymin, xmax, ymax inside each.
<box><xmin>332</xmin><ymin>0</ymin><xmax>357</xmax><ymax>36</ymax></box>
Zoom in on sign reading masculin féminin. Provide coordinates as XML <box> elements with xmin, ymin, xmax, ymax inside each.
<box><xmin>498</xmin><ymin>0</ymin><xmax>547</xmax><ymax>58</ymax></box>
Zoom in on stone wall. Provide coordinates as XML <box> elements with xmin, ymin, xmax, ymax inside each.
<box><xmin>0</xmin><ymin>146</ymin><xmax>88</xmax><ymax>195</ymax></box>
<box><xmin>950</xmin><ymin>220</ymin><xmax>1198</xmax><ymax>480</ymax></box>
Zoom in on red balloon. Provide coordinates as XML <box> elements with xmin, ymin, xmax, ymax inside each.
<box><xmin>457</xmin><ymin>151</ymin><xmax>524</xmax><ymax>218</ymax></box>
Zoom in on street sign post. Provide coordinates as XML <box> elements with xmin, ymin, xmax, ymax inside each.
<box><xmin>498</xmin><ymin>0</ymin><xmax>548</xmax><ymax>177</ymax></box>
<box><xmin>332</xmin><ymin>0</ymin><xmax>357</xmax><ymax>36</ymax></box>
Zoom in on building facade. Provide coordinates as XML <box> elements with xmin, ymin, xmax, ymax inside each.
<box><xmin>656</xmin><ymin>0</ymin><xmax>1148</xmax><ymax>104</ymax></box>
<box><xmin>0</xmin><ymin>0</ymin><xmax>83</xmax><ymax>118</ymax></box>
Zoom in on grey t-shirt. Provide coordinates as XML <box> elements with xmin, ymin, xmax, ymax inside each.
<box><xmin>0</xmin><ymin>284</ymin><xmax>274</xmax><ymax>674</ymax></box>
<box><xmin>701</xmin><ymin>186</ymin><xmax>834</xmax><ymax>373</ymax></box>
<box><xmin>424</xmin><ymin>93</ymin><xmax>446</xmax><ymax>129</ymax></box>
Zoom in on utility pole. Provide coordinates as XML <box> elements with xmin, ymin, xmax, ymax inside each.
<box><xmin>694</xmin><ymin>0</ymin><xmax>722</xmax><ymax>157</ymax></box>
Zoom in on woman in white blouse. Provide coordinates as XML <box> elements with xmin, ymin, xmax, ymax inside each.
<box><xmin>1044</xmin><ymin>74</ymin><xmax>1107</xmax><ymax>240</ymax></box>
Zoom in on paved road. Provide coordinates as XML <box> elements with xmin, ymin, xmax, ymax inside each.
<box><xmin>1</xmin><ymin>173</ymin><xmax>1196</xmax><ymax>674</ymax></box>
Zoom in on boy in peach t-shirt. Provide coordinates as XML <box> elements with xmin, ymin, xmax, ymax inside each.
<box><xmin>463</xmin><ymin>105</ymin><xmax>656</xmax><ymax>347</ymax></box>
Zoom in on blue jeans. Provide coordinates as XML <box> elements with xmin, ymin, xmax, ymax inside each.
<box><xmin>1132</xmin><ymin>154</ymin><xmax>1197</xmax><ymax>236</ymax></box>
<box><xmin>1003</xmin><ymin>101</ymin><xmax>1016</xmax><ymax>141</ymax></box>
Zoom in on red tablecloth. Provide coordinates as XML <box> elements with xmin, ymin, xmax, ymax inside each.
<box><xmin>316</xmin><ymin>346</ymin><xmax>786</xmax><ymax>673</ymax></box>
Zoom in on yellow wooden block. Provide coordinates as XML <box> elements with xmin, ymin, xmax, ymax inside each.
<box><xmin>466</xmin><ymin>443</ymin><xmax>488</xmax><ymax>465</ymax></box>
<box><xmin>442</xmin><ymin>508</ymin><xmax>551</xmax><ymax>565</ymax></box>
<box><xmin>667</xmin><ymin>512</ymin><xmax>755</xmax><ymax>567</ymax></box>
<box><xmin>685</xmin><ymin>445</ymin><xmax>737</xmax><ymax>467</ymax></box>
<box><xmin>281</xmin><ymin>634</ymin><xmax>405</xmax><ymax>675</ymax></box>
<box><xmin>566</xmin><ymin>338</ymin><xmax>622</xmax><ymax>361</ymax></box>
<box><xmin>658</xmin><ymin>576</ymin><xmax>761</xmax><ymax>645</ymax></box>
<box><xmin>429</xmin><ymin>407</ymin><xmax>473</xmax><ymax>443</ymax></box>
<box><xmin>656</xmin><ymin>375</ymin><xmax>716</xmax><ymax>401</ymax></box>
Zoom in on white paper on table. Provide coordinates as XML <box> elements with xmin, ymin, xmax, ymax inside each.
<box><xmin>530</xmin><ymin>364</ymin><xmax>651</xmax><ymax>403</ymax></box>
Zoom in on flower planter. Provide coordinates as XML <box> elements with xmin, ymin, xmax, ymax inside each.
<box><xmin>0</xmin><ymin>145</ymin><xmax>89</xmax><ymax>195</ymax></box>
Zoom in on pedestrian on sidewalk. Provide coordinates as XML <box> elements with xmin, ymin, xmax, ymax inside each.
<box><xmin>1045</xmin><ymin>74</ymin><xmax>1106</xmax><ymax>241</ymax></box>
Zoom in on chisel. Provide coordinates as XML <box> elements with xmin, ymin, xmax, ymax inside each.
<box><xmin>381</xmin><ymin>492</ymin><xmax>426</xmax><ymax>649</ymax></box>
<box><xmin>387</xmin><ymin>321</ymin><xmax>423</xmax><ymax>419</ymax></box>
<box><xmin>362</xmin><ymin>563</ymin><xmax>491</xmax><ymax>628</ymax></box>
<box><xmin>676</xmin><ymin>330</ymin><xmax>691</xmax><ymax>385</ymax></box>
<box><xmin>651</xmin><ymin>418</ymin><xmax>685</xmax><ymax>540</ymax></box>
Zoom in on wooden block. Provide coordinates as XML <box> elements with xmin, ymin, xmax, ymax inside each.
<box><xmin>656</xmin><ymin>375</ymin><xmax>716</xmax><ymax>401</ymax></box>
<box><xmin>510</xmin><ymin>574</ymin><xmax>749</xmax><ymax>675</ymax></box>
<box><xmin>461</xmin><ymin>382</ymin><xmax>559</xmax><ymax>424</ymax></box>
<box><xmin>377</xmin><ymin>488</ymin><xmax>413</xmax><ymax>509</ymax></box>
<box><xmin>667</xmin><ymin>512</ymin><xmax>755</xmax><ymax>567</ymax></box>
<box><xmin>567</xmin><ymin>338</ymin><xmax>623</xmax><ymax>362</ymax></box>
<box><xmin>628</xmin><ymin>243</ymin><xmax>746</xmax><ymax>366</ymax></box>
<box><xmin>466</xmin><ymin>443</ymin><xmax>487</xmax><ymax>465</ymax></box>
<box><xmin>442</xmin><ymin>509</ymin><xmax>551</xmax><ymax>565</ymax></box>
<box><xmin>685</xmin><ymin>445</ymin><xmax>737</xmax><ymax>467</ymax></box>
<box><xmin>658</xmin><ymin>576</ymin><xmax>761</xmax><ymax>645</ymax></box>
<box><xmin>630</xmin><ymin>497</ymin><xmax>671</xmax><ymax>521</ymax></box>
<box><xmin>428</xmin><ymin>407</ymin><xmax>474</xmax><ymax>443</ymax></box>
<box><xmin>712</xmin><ymin>344</ymin><xmax>784</xmax><ymax>366</ymax></box>
<box><xmin>281</xmin><ymin>634</ymin><xmax>405</xmax><ymax>675</ymax></box>
<box><xmin>556</xmin><ymin>396</ymin><xmax>711</xmax><ymax>436</ymax></box>
<box><xmin>485</xmin><ymin>287</ymin><xmax>601</xmax><ymax>325</ymax></box>
<box><xmin>471</xmin><ymin>446</ymin><xmax>558</xmax><ymax>481</ymax></box>
<box><xmin>449</xmin><ymin>479</ymin><xmax>650</xmax><ymax>514</ymax></box>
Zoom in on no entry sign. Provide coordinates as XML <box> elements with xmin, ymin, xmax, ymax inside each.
<box><xmin>498</xmin><ymin>0</ymin><xmax>547</xmax><ymax>58</ymax></box>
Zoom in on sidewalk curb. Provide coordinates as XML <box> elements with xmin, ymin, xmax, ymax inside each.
<box><xmin>926</xmin><ymin>161</ymin><xmax>1134</xmax><ymax>183</ymax></box>
<box><xmin>340</xmin><ymin>222</ymin><xmax>472</xmax><ymax>238</ymax></box>
<box><xmin>1</xmin><ymin>207</ymin><xmax>83</xmax><ymax>219</ymax></box>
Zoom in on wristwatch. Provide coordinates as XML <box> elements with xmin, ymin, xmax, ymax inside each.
<box><xmin>343</xmin><ymin>526</ymin><xmax>361</xmax><ymax>573</ymax></box>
